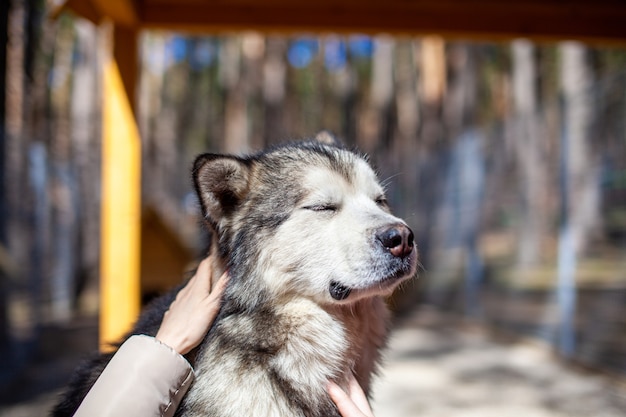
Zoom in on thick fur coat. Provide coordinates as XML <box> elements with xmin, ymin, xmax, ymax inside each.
<box><xmin>52</xmin><ymin>136</ymin><xmax>417</xmax><ymax>417</ymax></box>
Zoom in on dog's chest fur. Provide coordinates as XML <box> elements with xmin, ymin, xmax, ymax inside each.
<box><xmin>177</xmin><ymin>297</ymin><xmax>389</xmax><ymax>417</ymax></box>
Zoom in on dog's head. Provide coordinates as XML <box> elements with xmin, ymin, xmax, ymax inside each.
<box><xmin>193</xmin><ymin>134</ymin><xmax>417</xmax><ymax>305</ymax></box>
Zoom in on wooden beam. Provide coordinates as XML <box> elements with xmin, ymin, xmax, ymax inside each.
<box><xmin>53</xmin><ymin>0</ymin><xmax>626</xmax><ymax>43</ymax></box>
<box><xmin>50</xmin><ymin>0</ymin><xmax>138</xmax><ymax>27</ymax></box>
<box><xmin>139</xmin><ymin>0</ymin><xmax>626</xmax><ymax>43</ymax></box>
<box><xmin>99</xmin><ymin>22</ymin><xmax>141</xmax><ymax>351</ymax></box>
<box><xmin>113</xmin><ymin>24</ymin><xmax>139</xmax><ymax>112</ymax></box>
<box><xmin>48</xmin><ymin>0</ymin><xmax>102</xmax><ymax>24</ymax></box>
<box><xmin>92</xmin><ymin>0</ymin><xmax>139</xmax><ymax>27</ymax></box>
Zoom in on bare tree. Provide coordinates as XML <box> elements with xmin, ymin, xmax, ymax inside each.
<box><xmin>70</xmin><ymin>20</ymin><xmax>100</xmax><ymax>314</ymax></box>
<box><xmin>263</xmin><ymin>37</ymin><xmax>287</xmax><ymax>146</ymax></box>
<box><xmin>392</xmin><ymin>39</ymin><xmax>419</xmax><ymax>219</ymax></box>
<box><xmin>556</xmin><ymin>41</ymin><xmax>600</xmax><ymax>356</ymax></box>
<box><xmin>358</xmin><ymin>35</ymin><xmax>394</xmax><ymax>154</ymax></box>
<box><xmin>221</xmin><ymin>36</ymin><xmax>249</xmax><ymax>153</ymax></box>
<box><xmin>49</xmin><ymin>17</ymin><xmax>77</xmax><ymax>323</ymax></box>
<box><xmin>0</xmin><ymin>0</ymin><xmax>11</xmax><ymax>370</ymax></box>
<box><xmin>511</xmin><ymin>39</ymin><xmax>547</xmax><ymax>268</ymax></box>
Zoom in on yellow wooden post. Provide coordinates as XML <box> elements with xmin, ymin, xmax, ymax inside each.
<box><xmin>99</xmin><ymin>22</ymin><xmax>141</xmax><ymax>351</ymax></box>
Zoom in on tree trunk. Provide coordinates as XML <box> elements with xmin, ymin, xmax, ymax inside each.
<box><xmin>556</xmin><ymin>41</ymin><xmax>599</xmax><ymax>357</ymax></box>
<box><xmin>220</xmin><ymin>36</ymin><xmax>248</xmax><ymax>153</ymax></box>
<box><xmin>511</xmin><ymin>39</ymin><xmax>546</xmax><ymax>268</ymax></box>
<box><xmin>49</xmin><ymin>16</ymin><xmax>77</xmax><ymax>323</ymax></box>
<box><xmin>6</xmin><ymin>1</ymin><xmax>25</xmax><ymax>261</ymax></box>
<box><xmin>0</xmin><ymin>0</ymin><xmax>11</xmax><ymax>371</ymax></box>
<box><xmin>414</xmin><ymin>36</ymin><xmax>446</xmax><ymax>264</ymax></box>
<box><xmin>263</xmin><ymin>37</ymin><xmax>287</xmax><ymax>146</ymax></box>
<box><xmin>70</xmin><ymin>20</ymin><xmax>100</xmax><ymax>313</ymax></box>
<box><xmin>358</xmin><ymin>35</ymin><xmax>394</xmax><ymax>154</ymax></box>
<box><xmin>392</xmin><ymin>39</ymin><xmax>419</xmax><ymax>217</ymax></box>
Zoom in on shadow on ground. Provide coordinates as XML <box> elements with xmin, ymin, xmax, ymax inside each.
<box><xmin>0</xmin><ymin>316</ymin><xmax>98</xmax><ymax>417</ymax></box>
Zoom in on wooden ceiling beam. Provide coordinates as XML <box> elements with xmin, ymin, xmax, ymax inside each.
<box><xmin>51</xmin><ymin>0</ymin><xmax>139</xmax><ymax>27</ymax></box>
<box><xmin>92</xmin><ymin>0</ymin><xmax>139</xmax><ymax>27</ymax></box>
<box><xmin>52</xmin><ymin>0</ymin><xmax>626</xmax><ymax>43</ymax></box>
<box><xmin>138</xmin><ymin>1</ymin><xmax>626</xmax><ymax>43</ymax></box>
<box><xmin>48</xmin><ymin>0</ymin><xmax>101</xmax><ymax>24</ymax></box>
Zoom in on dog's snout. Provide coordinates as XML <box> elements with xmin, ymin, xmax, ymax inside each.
<box><xmin>377</xmin><ymin>225</ymin><xmax>414</xmax><ymax>258</ymax></box>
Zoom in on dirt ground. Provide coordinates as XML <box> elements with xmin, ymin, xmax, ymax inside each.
<box><xmin>372</xmin><ymin>308</ymin><xmax>626</xmax><ymax>417</ymax></box>
<box><xmin>2</xmin><ymin>308</ymin><xmax>626</xmax><ymax>416</ymax></box>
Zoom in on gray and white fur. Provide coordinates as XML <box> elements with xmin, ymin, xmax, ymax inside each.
<box><xmin>54</xmin><ymin>134</ymin><xmax>418</xmax><ymax>417</ymax></box>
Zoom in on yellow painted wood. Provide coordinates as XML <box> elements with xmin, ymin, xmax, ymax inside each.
<box><xmin>99</xmin><ymin>27</ymin><xmax>141</xmax><ymax>351</ymax></box>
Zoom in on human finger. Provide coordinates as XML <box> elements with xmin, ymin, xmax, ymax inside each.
<box><xmin>191</xmin><ymin>256</ymin><xmax>214</xmax><ymax>292</ymax></box>
<box><xmin>208</xmin><ymin>271</ymin><xmax>229</xmax><ymax>299</ymax></box>
<box><xmin>202</xmin><ymin>272</ymin><xmax>228</xmax><ymax>317</ymax></box>
<box><xmin>346</xmin><ymin>374</ymin><xmax>373</xmax><ymax>416</ymax></box>
<box><xmin>327</xmin><ymin>381</ymin><xmax>369</xmax><ymax>417</ymax></box>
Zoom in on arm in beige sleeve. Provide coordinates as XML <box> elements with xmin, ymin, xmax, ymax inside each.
<box><xmin>73</xmin><ymin>335</ymin><xmax>194</xmax><ymax>417</ymax></box>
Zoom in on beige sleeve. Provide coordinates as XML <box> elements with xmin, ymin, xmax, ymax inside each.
<box><xmin>73</xmin><ymin>335</ymin><xmax>194</xmax><ymax>417</ymax></box>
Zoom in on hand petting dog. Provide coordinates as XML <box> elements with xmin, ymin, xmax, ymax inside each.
<box><xmin>157</xmin><ymin>256</ymin><xmax>377</xmax><ymax>417</ymax></box>
<box><xmin>156</xmin><ymin>257</ymin><xmax>228</xmax><ymax>355</ymax></box>
<box><xmin>328</xmin><ymin>374</ymin><xmax>376</xmax><ymax>417</ymax></box>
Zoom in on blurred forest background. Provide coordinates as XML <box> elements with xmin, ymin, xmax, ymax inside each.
<box><xmin>1</xmin><ymin>0</ymin><xmax>626</xmax><ymax>407</ymax></box>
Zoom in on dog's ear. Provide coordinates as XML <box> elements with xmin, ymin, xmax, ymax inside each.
<box><xmin>193</xmin><ymin>154</ymin><xmax>251</xmax><ymax>223</ymax></box>
<box><xmin>314</xmin><ymin>130</ymin><xmax>341</xmax><ymax>146</ymax></box>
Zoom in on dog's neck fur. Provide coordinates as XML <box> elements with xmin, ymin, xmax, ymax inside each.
<box><xmin>183</xmin><ymin>254</ymin><xmax>390</xmax><ymax>417</ymax></box>
<box><xmin>225</xmin><ymin>267</ymin><xmax>389</xmax><ymax>383</ymax></box>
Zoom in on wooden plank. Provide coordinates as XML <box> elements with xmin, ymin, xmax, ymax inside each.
<box><xmin>138</xmin><ymin>1</ymin><xmax>626</xmax><ymax>43</ymax></box>
<box><xmin>113</xmin><ymin>24</ymin><xmax>138</xmax><ymax>112</ymax></box>
<box><xmin>92</xmin><ymin>0</ymin><xmax>138</xmax><ymax>27</ymax></box>
<box><xmin>99</xmin><ymin>23</ymin><xmax>141</xmax><ymax>351</ymax></box>
<box><xmin>48</xmin><ymin>0</ymin><xmax>102</xmax><ymax>24</ymax></box>
<box><xmin>56</xmin><ymin>0</ymin><xmax>626</xmax><ymax>42</ymax></box>
<box><xmin>49</xmin><ymin>0</ymin><xmax>137</xmax><ymax>26</ymax></box>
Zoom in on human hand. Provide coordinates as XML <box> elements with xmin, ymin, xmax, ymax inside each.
<box><xmin>328</xmin><ymin>373</ymin><xmax>375</xmax><ymax>417</ymax></box>
<box><xmin>156</xmin><ymin>257</ymin><xmax>228</xmax><ymax>355</ymax></box>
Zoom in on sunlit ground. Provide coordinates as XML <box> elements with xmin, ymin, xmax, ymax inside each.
<box><xmin>373</xmin><ymin>308</ymin><xmax>626</xmax><ymax>417</ymax></box>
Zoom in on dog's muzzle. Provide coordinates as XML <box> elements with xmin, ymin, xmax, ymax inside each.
<box><xmin>329</xmin><ymin>281</ymin><xmax>352</xmax><ymax>300</ymax></box>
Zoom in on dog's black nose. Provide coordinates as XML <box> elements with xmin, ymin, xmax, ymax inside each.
<box><xmin>377</xmin><ymin>225</ymin><xmax>414</xmax><ymax>258</ymax></box>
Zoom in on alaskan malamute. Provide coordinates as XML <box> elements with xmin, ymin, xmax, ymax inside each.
<box><xmin>53</xmin><ymin>133</ymin><xmax>418</xmax><ymax>417</ymax></box>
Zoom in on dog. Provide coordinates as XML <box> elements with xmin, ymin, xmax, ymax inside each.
<box><xmin>52</xmin><ymin>133</ymin><xmax>417</xmax><ymax>417</ymax></box>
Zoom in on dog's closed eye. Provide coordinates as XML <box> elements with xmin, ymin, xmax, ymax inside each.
<box><xmin>303</xmin><ymin>204</ymin><xmax>338</xmax><ymax>212</ymax></box>
<box><xmin>375</xmin><ymin>196</ymin><xmax>388</xmax><ymax>207</ymax></box>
